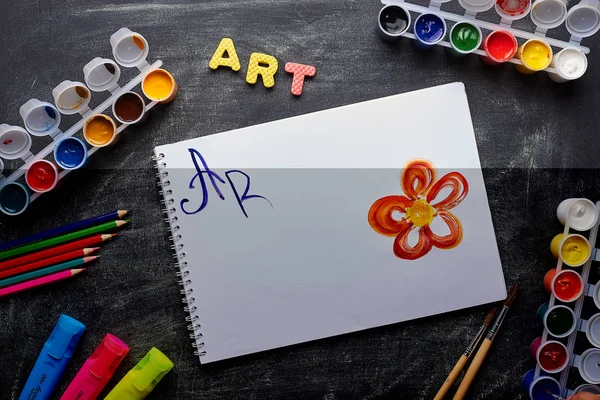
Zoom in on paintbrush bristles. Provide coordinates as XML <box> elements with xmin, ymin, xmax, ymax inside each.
<box><xmin>504</xmin><ymin>284</ymin><xmax>520</xmax><ymax>307</ymax></box>
<box><xmin>483</xmin><ymin>307</ymin><xmax>498</xmax><ymax>328</ymax></box>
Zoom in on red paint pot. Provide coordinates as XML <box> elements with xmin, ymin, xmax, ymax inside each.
<box><xmin>536</xmin><ymin>340</ymin><xmax>569</xmax><ymax>373</ymax></box>
<box><xmin>482</xmin><ymin>29</ymin><xmax>518</xmax><ymax>65</ymax></box>
<box><xmin>25</xmin><ymin>160</ymin><xmax>59</xmax><ymax>193</ymax></box>
<box><xmin>552</xmin><ymin>269</ymin><xmax>584</xmax><ymax>303</ymax></box>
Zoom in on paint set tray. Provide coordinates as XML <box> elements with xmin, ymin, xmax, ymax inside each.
<box><xmin>378</xmin><ymin>0</ymin><xmax>596</xmax><ymax>80</ymax></box>
<box><xmin>523</xmin><ymin>200</ymin><xmax>600</xmax><ymax>398</ymax></box>
<box><xmin>0</xmin><ymin>27</ymin><xmax>173</xmax><ymax>216</ymax></box>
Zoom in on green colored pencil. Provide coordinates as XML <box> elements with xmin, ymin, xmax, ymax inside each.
<box><xmin>0</xmin><ymin>256</ymin><xmax>98</xmax><ymax>288</ymax></box>
<box><xmin>0</xmin><ymin>220</ymin><xmax>127</xmax><ymax>261</ymax></box>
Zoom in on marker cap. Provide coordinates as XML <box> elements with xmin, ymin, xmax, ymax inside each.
<box><xmin>48</xmin><ymin>314</ymin><xmax>86</xmax><ymax>359</ymax></box>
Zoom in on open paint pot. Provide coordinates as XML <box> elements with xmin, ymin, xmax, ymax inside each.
<box><xmin>83</xmin><ymin>57</ymin><xmax>121</xmax><ymax>92</ymax></box>
<box><xmin>586</xmin><ymin>313</ymin><xmax>600</xmax><ymax>348</ymax></box>
<box><xmin>19</xmin><ymin>99</ymin><xmax>61</xmax><ymax>137</ymax></box>
<box><xmin>566</xmin><ymin>0</ymin><xmax>600</xmax><ymax>38</ymax></box>
<box><xmin>573</xmin><ymin>384</ymin><xmax>600</xmax><ymax>394</ymax></box>
<box><xmin>495</xmin><ymin>0</ymin><xmax>532</xmax><ymax>20</ymax></box>
<box><xmin>52</xmin><ymin>81</ymin><xmax>91</xmax><ymax>115</ymax></box>
<box><xmin>544</xmin><ymin>305</ymin><xmax>576</xmax><ymax>338</ymax></box>
<box><xmin>449</xmin><ymin>21</ymin><xmax>482</xmax><ymax>55</ymax></box>
<box><xmin>0</xmin><ymin>182</ymin><xmax>30</xmax><ymax>216</ymax></box>
<box><xmin>142</xmin><ymin>69</ymin><xmax>178</xmax><ymax>104</ymax></box>
<box><xmin>0</xmin><ymin>124</ymin><xmax>33</xmax><ymax>161</ymax></box>
<box><xmin>482</xmin><ymin>30</ymin><xmax>518</xmax><ymax>65</ymax></box>
<box><xmin>413</xmin><ymin>13</ymin><xmax>447</xmax><ymax>48</ymax></box>
<box><xmin>530</xmin><ymin>0</ymin><xmax>568</xmax><ymax>29</ymax></box>
<box><xmin>112</xmin><ymin>92</ymin><xmax>146</xmax><ymax>125</ymax></box>
<box><xmin>552</xmin><ymin>269</ymin><xmax>584</xmax><ymax>302</ymax></box>
<box><xmin>110</xmin><ymin>28</ymin><xmax>149</xmax><ymax>68</ymax></box>
<box><xmin>537</xmin><ymin>340</ymin><xmax>569</xmax><ymax>373</ymax></box>
<box><xmin>83</xmin><ymin>114</ymin><xmax>118</xmax><ymax>148</ymax></box>
<box><xmin>557</xmin><ymin>198</ymin><xmax>598</xmax><ymax>230</ymax></box>
<box><xmin>377</xmin><ymin>5</ymin><xmax>411</xmax><ymax>42</ymax></box>
<box><xmin>25</xmin><ymin>160</ymin><xmax>59</xmax><ymax>194</ymax></box>
<box><xmin>522</xmin><ymin>369</ymin><xmax>561</xmax><ymax>399</ymax></box>
<box><xmin>515</xmin><ymin>38</ymin><xmax>553</xmax><ymax>74</ymax></box>
<box><xmin>54</xmin><ymin>137</ymin><xmax>88</xmax><ymax>170</ymax></box>
<box><xmin>559</xmin><ymin>234</ymin><xmax>591</xmax><ymax>267</ymax></box>
<box><xmin>547</xmin><ymin>48</ymin><xmax>589</xmax><ymax>83</ymax></box>
<box><xmin>580</xmin><ymin>349</ymin><xmax>600</xmax><ymax>384</ymax></box>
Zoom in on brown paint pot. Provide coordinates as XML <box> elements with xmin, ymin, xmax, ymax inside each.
<box><xmin>112</xmin><ymin>92</ymin><xmax>147</xmax><ymax>124</ymax></box>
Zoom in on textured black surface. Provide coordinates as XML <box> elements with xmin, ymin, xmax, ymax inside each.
<box><xmin>1</xmin><ymin>1</ymin><xmax>600</xmax><ymax>399</ymax></box>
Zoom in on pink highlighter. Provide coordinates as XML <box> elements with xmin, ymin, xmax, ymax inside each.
<box><xmin>60</xmin><ymin>334</ymin><xmax>130</xmax><ymax>400</ymax></box>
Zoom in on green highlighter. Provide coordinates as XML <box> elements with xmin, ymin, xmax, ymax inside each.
<box><xmin>104</xmin><ymin>347</ymin><xmax>174</xmax><ymax>400</ymax></box>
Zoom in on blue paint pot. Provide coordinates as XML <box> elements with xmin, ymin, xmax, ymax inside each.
<box><xmin>413</xmin><ymin>13</ymin><xmax>447</xmax><ymax>48</ymax></box>
<box><xmin>522</xmin><ymin>370</ymin><xmax>561</xmax><ymax>400</ymax></box>
<box><xmin>54</xmin><ymin>136</ymin><xmax>88</xmax><ymax>170</ymax></box>
<box><xmin>0</xmin><ymin>182</ymin><xmax>30</xmax><ymax>216</ymax></box>
<box><xmin>536</xmin><ymin>302</ymin><xmax>549</xmax><ymax>321</ymax></box>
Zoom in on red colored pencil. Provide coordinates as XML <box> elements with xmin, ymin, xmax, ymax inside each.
<box><xmin>0</xmin><ymin>234</ymin><xmax>114</xmax><ymax>271</ymax></box>
<box><xmin>0</xmin><ymin>268</ymin><xmax>85</xmax><ymax>298</ymax></box>
<box><xmin>0</xmin><ymin>248</ymin><xmax>99</xmax><ymax>280</ymax></box>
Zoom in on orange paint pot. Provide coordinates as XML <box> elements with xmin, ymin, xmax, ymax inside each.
<box><xmin>552</xmin><ymin>269</ymin><xmax>584</xmax><ymax>303</ymax></box>
<box><xmin>544</xmin><ymin>268</ymin><xmax>557</xmax><ymax>293</ymax></box>
<box><xmin>142</xmin><ymin>69</ymin><xmax>178</xmax><ymax>104</ymax></box>
<box><xmin>83</xmin><ymin>114</ymin><xmax>118</xmax><ymax>148</ymax></box>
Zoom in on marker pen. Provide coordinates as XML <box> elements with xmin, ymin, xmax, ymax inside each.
<box><xmin>60</xmin><ymin>334</ymin><xmax>130</xmax><ymax>400</ymax></box>
<box><xmin>104</xmin><ymin>347</ymin><xmax>174</xmax><ymax>400</ymax></box>
<box><xmin>19</xmin><ymin>314</ymin><xmax>86</xmax><ymax>400</ymax></box>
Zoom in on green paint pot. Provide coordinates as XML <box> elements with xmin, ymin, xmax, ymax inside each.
<box><xmin>449</xmin><ymin>21</ymin><xmax>482</xmax><ymax>55</ymax></box>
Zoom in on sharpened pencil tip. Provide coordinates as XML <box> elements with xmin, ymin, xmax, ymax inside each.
<box><xmin>84</xmin><ymin>256</ymin><xmax>99</xmax><ymax>262</ymax></box>
<box><xmin>72</xmin><ymin>268</ymin><xmax>86</xmax><ymax>275</ymax></box>
<box><xmin>115</xmin><ymin>220</ymin><xmax>128</xmax><ymax>227</ymax></box>
<box><xmin>117</xmin><ymin>210</ymin><xmax>129</xmax><ymax>218</ymax></box>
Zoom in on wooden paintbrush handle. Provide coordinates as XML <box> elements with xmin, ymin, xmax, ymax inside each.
<box><xmin>452</xmin><ymin>339</ymin><xmax>493</xmax><ymax>400</ymax></box>
<box><xmin>434</xmin><ymin>355</ymin><xmax>469</xmax><ymax>400</ymax></box>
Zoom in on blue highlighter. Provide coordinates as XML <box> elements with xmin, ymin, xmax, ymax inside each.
<box><xmin>19</xmin><ymin>314</ymin><xmax>85</xmax><ymax>400</ymax></box>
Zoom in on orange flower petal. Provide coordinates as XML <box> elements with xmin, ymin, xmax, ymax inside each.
<box><xmin>426</xmin><ymin>172</ymin><xmax>469</xmax><ymax>211</ymax></box>
<box><xmin>401</xmin><ymin>159</ymin><xmax>436</xmax><ymax>200</ymax></box>
<box><xmin>368</xmin><ymin>196</ymin><xmax>414</xmax><ymax>236</ymax></box>
<box><xmin>423</xmin><ymin>211</ymin><xmax>463</xmax><ymax>250</ymax></box>
<box><xmin>393</xmin><ymin>224</ymin><xmax>433</xmax><ymax>260</ymax></box>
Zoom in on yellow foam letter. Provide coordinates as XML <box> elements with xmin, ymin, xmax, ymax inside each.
<box><xmin>208</xmin><ymin>38</ymin><xmax>241</xmax><ymax>71</ymax></box>
<box><xmin>246</xmin><ymin>53</ymin><xmax>278</xmax><ymax>88</ymax></box>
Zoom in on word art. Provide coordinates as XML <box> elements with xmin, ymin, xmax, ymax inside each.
<box><xmin>209</xmin><ymin>38</ymin><xmax>316</xmax><ymax>96</ymax></box>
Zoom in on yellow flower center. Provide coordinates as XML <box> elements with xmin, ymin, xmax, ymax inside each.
<box><xmin>406</xmin><ymin>199</ymin><xmax>434</xmax><ymax>227</ymax></box>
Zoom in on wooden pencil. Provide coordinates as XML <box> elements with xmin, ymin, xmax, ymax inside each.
<box><xmin>0</xmin><ymin>256</ymin><xmax>97</xmax><ymax>288</ymax></box>
<box><xmin>0</xmin><ymin>248</ymin><xmax>98</xmax><ymax>279</ymax></box>
<box><xmin>452</xmin><ymin>284</ymin><xmax>520</xmax><ymax>400</ymax></box>
<box><xmin>433</xmin><ymin>307</ymin><xmax>497</xmax><ymax>400</ymax></box>
<box><xmin>0</xmin><ymin>220</ymin><xmax>127</xmax><ymax>261</ymax></box>
<box><xmin>0</xmin><ymin>235</ymin><xmax>114</xmax><ymax>271</ymax></box>
<box><xmin>0</xmin><ymin>269</ymin><xmax>86</xmax><ymax>298</ymax></box>
<box><xmin>0</xmin><ymin>210</ymin><xmax>127</xmax><ymax>251</ymax></box>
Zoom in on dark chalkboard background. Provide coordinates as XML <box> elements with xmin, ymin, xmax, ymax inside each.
<box><xmin>1</xmin><ymin>1</ymin><xmax>600</xmax><ymax>399</ymax></box>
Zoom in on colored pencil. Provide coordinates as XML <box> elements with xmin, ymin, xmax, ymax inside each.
<box><xmin>0</xmin><ymin>210</ymin><xmax>127</xmax><ymax>251</ymax></box>
<box><xmin>0</xmin><ymin>257</ymin><xmax>97</xmax><ymax>288</ymax></box>
<box><xmin>0</xmin><ymin>220</ymin><xmax>127</xmax><ymax>261</ymax></box>
<box><xmin>0</xmin><ymin>268</ymin><xmax>86</xmax><ymax>298</ymax></box>
<box><xmin>0</xmin><ymin>235</ymin><xmax>114</xmax><ymax>271</ymax></box>
<box><xmin>433</xmin><ymin>308</ymin><xmax>497</xmax><ymax>400</ymax></box>
<box><xmin>0</xmin><ymin>248</ymin><xmax>98</xmax><ymax>279</ymax></box>
<box><xmin>452</xmin><ymin>284</ymin><xmax>520</xmax><ymax>400</ymax></box>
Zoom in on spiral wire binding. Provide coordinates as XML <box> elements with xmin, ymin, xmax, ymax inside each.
<box><xmin>155</xmin><ymin>151</ymin><xmax>206</xmax><ymax>358</ymax></box>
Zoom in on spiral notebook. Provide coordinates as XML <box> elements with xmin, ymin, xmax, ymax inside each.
<box><xmin>154</xmin><ymin>83</ymin><xmax>506</xmax><ymax>363</ymax></box>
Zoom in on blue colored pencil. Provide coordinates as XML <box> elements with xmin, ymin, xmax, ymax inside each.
<box><xmin>0</xmin><ymin>210</ymin><xmax>127</xmax><ymax>251</ymax></box>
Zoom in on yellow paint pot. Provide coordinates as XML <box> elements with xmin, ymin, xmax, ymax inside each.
<box><xmin>83</xmin><ymin>114</ymin><xmax>118</xmax><ymax>147</ymax></box>
<box><xmin>142</xmin><ymin>69</ymin><xmax>178</xmax><ymax>104</ymax></box>
<box><xmin>515</xmin><ymin>38</ymin><xmax>553</xmax><ymax>74</ymax></box>
<box><xmin>550</xmin><ymin>233</ymin><xmax>564</xmax><ymax>259</ymax></box>
<box><xmin>559</xmin><ymin>234</ymin><xmax>591</xmax><ymax>267</ymax></box>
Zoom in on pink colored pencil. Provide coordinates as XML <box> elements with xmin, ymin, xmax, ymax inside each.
<box><xmin>0</xmin><ymin>268</ymin><xmax>85</xmax><ymax>298</ymax></box>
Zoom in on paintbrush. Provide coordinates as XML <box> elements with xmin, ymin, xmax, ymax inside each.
<box><xmin>545</xmin><ymin>390</ymin><xmax>566</xmax><ymax>400</ymax></box>
<box><xmin>433</xmin><ymin>307</ymin><xmax>498</xmax><ymax>400</ymax></box>
<box><xmin>452</xmin><ymin>284</ymin><xmax>520</xmax><ymax>400</ymax></box>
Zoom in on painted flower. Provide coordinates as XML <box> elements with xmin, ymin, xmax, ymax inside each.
<box><xmin>368</xmin><ymin>159</ymin><xmax>469</xmax><ymax>260</ymax></box>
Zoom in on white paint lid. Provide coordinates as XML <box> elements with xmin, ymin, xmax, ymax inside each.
<box><xmin>580</xmin><ymin>349</ymin><xmax>600</xmax><ymax>384</ymax></box>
